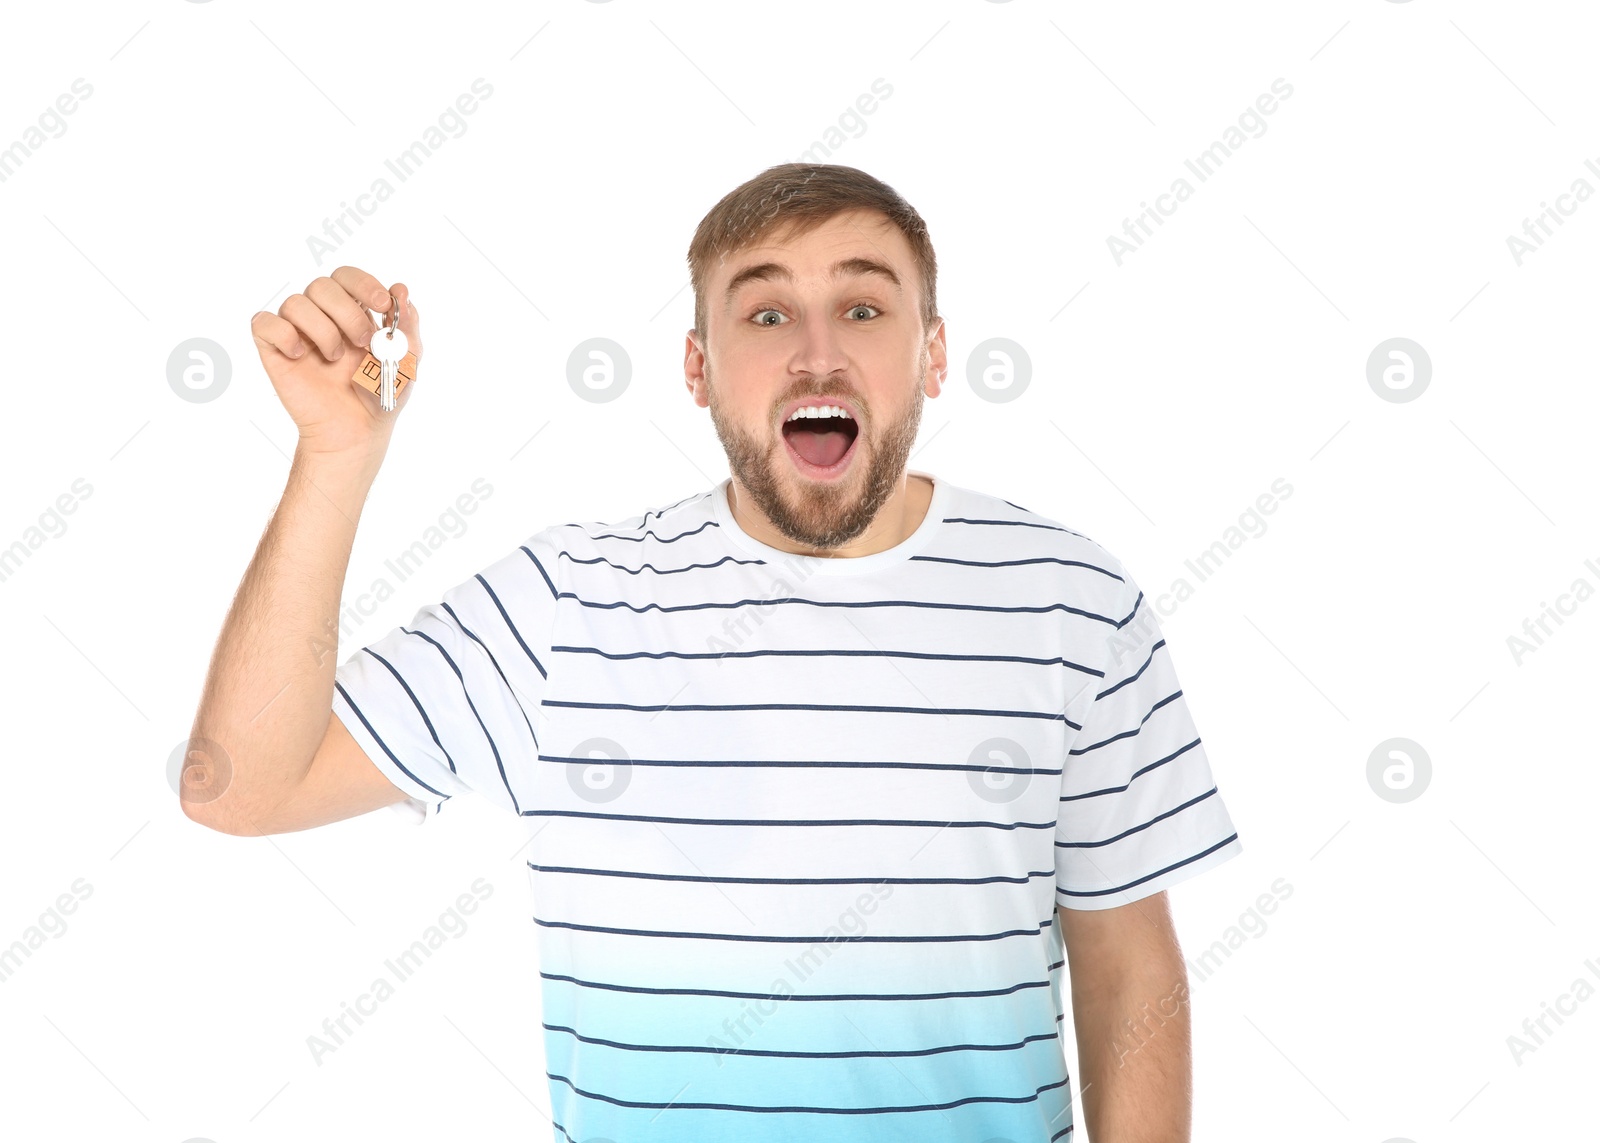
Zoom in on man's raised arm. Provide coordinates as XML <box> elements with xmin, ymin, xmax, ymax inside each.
<box><xmin>181</xmin><ymin>268</ymin><xmax>424</xmax><ymax>836</ymax></box>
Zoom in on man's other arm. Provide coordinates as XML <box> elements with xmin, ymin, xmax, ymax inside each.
<box><xmin>1059</xmin><ymin>891</ymin><xmax>1193</xmax><ymax>1142</ymax></box>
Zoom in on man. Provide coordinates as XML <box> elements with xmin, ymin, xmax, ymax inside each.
<box><xmin>188</xmin><ymin>163</ymin><xmax>1243</xmax><ymax>1142</ymax></box>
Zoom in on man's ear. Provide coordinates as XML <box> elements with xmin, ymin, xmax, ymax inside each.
<box><xmin>925</xmin><ymin>317</ymin><xmax>948</xmax><ymax>396</ymax></box>
<box><xmin>684</xmin><ymin>329</ymin><xmax>709</xmax><ymax>408</ymax></box>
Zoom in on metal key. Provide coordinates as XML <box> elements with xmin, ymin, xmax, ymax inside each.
<box><xmin>369</xmin><ymin>322</ymin><xmax>409</xmax><ymax>412</ymax></box>
<box><xmin>350</xmin><ymin>293</ymin><xmax>418</xmax><ymax>409</ymax></box>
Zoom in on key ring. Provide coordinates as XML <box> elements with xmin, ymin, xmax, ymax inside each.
<box><xmin>382</xmin><ymin>292</ymin><xmax>399</xmax><ymax>336</ymax></box>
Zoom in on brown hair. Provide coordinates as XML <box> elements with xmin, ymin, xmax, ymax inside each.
<box><xmin>687</xmin><ymin>162</ymin><xmax>939</xmax><ymax>346</ymax></box>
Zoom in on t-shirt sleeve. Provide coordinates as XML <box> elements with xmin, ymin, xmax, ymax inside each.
<box><xmin>1055</xmin><ymin>565</ymin><xmax>1243</xmax><ymax>909</ymax></box>
<box><xmin>330</xmin><ymin>526</ymin><xmax>565</xmax><ymax>826</ymax></box>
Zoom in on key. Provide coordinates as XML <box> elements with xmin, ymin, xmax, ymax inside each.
<box><xmin>370</xmin><ymin>325</ymin><xmax>409</xmax><ymax>412</ymax></box>
<box><xmin>350</xmin><ymin>297</ymin><xmax>418</xmax><ymax>411</ymax></box>
<box><xmin>351</xmin><ymin>341</ymin><xmax>417</xmax><ymax>409</ymax></box>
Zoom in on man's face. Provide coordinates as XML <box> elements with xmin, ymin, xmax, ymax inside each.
<box><xmin>684</xmin><ymin>208</ymin><xmax>947</xmax><ymax>552</ymax></box>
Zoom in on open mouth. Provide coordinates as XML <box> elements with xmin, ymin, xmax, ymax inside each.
<box><xmin>781</xmin><ymin>412</ymin><xmax>860</xmax><ymax>477</ymax></box>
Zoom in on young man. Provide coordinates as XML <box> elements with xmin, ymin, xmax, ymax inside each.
<box><xmin>191</xmin><ymin>163</ymin><xmax>1243</xmax><ymax>1142</ymax></box>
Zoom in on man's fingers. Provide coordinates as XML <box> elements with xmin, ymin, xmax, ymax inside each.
<box><xmin>279</xmin><ymin>293</ymin><xmax>346</xmax><ymax>361</ymax></box>
<box><xmin>249</xmin><ymin>310</ymin><xmax>307</xmax><ymax>359</ymax></box>
<box><xmin>252</xmin><ymin>271</ymin><xmax>415</xmax><ymax>366</ymax></box>
<box><xmin>331</xmin><ymin>265</ymin><xmax>393</xmax><ymax>315</ymax></box>
<box><xmin>306</xmin><ymin>275</ymin><xmax>379</xmax><ymax>351</ymax></box>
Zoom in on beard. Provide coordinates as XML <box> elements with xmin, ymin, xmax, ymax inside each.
<box><xmin>704</xmin><ymin>347</ymin><xmax>927</xmax><ymax>552</ymax></box>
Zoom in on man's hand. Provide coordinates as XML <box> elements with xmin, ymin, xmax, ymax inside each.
<box><xmin>249</xmin><ymin>268</ymin><xmax>424</xmax><ymax>466</ymax></box>
<box><xmin>1060</xmin><ymin>892</ymin><xmax>1193</xmax><ymax>1142</ymax></box>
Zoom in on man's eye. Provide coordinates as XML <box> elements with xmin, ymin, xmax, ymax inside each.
<box><xmin>847</xmin><ymin>304</ymin><xmax>881</xmax><ymax>320</ymax></box>
<box><xmin>751</xmin><ymin>309</ymin><xmax>787</xmax><ymax>326</ymax></box>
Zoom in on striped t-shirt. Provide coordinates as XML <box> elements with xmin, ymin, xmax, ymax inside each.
<box><xmin>332</xmin><ymin>469</ymin><xmax>1243</xmax><ymax>1143</ymax></box>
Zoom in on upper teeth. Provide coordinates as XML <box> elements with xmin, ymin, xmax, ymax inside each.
<box><xmin>786</xmin><ymin>405</ymin><xmax>853</xmax><ymax>422</ymax></box>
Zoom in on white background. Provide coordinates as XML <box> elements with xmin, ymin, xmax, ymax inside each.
<box><xmin>0</xmin><ymin>1</ymin><xmax>1595</xmax><ymax>1140</ymax></box>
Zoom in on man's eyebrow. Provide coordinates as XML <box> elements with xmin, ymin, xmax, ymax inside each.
<box><xmin>722</xmin><ymin>257</ymin><xmax>902</xmax><ymax>308</ymax></box>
